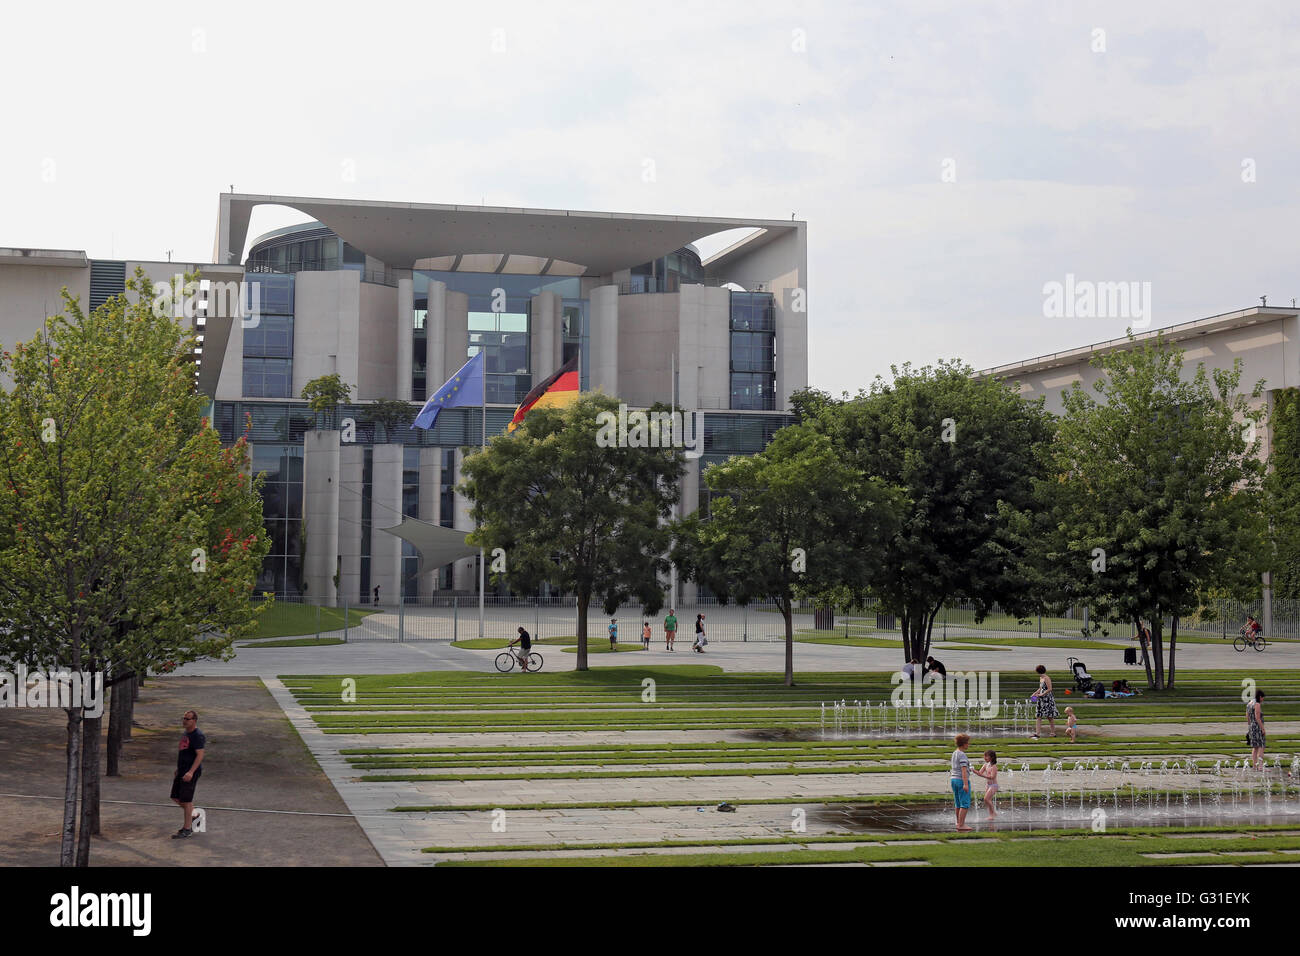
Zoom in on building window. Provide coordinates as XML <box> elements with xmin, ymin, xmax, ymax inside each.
<box><xmin>729</xmin><ymin>292</ymin><xmax>776</xmax><ymax>410</ymax></box>
<box><xmin>243</xmin><ymin>314</ymin><xmax>294</xmax><ymax>358</ymax></box>
<box><xmin>729</xmin><ymin>372</ymin><xmax>775</xmax><ymax>411</ymax></box>
<box><xmin>468</xmin><ymin>310</ymin><xmax>530</xmax><ymax>404</ymax></box>
<box><xmin>402</xmin><ymin>447</ymin><xmax>420</xmax><ymax>602</ymax></box>
<box><xmin>251</xmin><ymin>444</ymin><xmax>304</xmax><ymax>597</ymax></box>
<box><xmin>243</xmin><ymin>358</ymin><xmax>293</xmax><ymax>398</ymax></box>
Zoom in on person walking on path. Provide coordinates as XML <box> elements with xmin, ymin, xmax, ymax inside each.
<box><xmin>373</xmin><ymin>584</ymin><xmax>380</xmax><ymax>606</ymax></box>
<box><xmin>642</xmin><ymin>620</ymin><xmax>652</xmax><ymax>649</ymax></box>
<box><xmin>664</xmin><ymin>609</ymin><xmax>678</xmax><ymax>651</ymax></box>
<box><xmin>1030</xmin><ymin>664</ymin><xmax>1058</xmax><ymax>739</ymax></box>
<box><xmin>1247</xmin><ymin>690</ymin><xmax>1267</xmax><ymax>770</ymax></box>
<box><xmin>950</xmin><ymin>733</ymin><xmax>974</xmax><ymax>831</ymax></box>
<box><xmin>170</xmin><ymin>710</ymin><xmax>206</xmax><ymax>839</ymax></box>
<box><xmin>693</xmin><ymin>614</ymin><xmax>707</xmax><ymax>653</ymax></box>
<box><xmin>608</xmin><ymin>618</ymin><xmax>618</xmax><ymax>651</ymax></box>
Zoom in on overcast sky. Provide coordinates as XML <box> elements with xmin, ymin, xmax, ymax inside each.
<box><xmin>3</xmin><ymin>1</ymin><xmax>1297</xmax><ymax>394</ymax></box>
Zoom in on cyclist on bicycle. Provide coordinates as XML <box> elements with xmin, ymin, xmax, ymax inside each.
<box><xmin>509</xmin><ymin>626</ymin><xmax>533</xmax><ymax>672</ymax></box>
<box><xmin>1242</xmin><ymin>615</ymin><xmax>1262</xmax><ymax>641</ymax></box>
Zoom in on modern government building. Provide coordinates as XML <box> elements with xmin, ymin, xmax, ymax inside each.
<box><xmin>0</xmin><ymin>193</ymin><xmax>809</xmax><ymax>605</ymax></box>
<box><xmin>4</xmin><ymin>192</ymin><xmax>1298</xmax><ymax>612</ymax></box>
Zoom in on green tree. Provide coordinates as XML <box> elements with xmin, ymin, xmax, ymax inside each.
<box><xmin>678</xmin><ymin>424</ymin><xmax>901</xmax><ymax>686</ymax></box>
<box><xmin>1266</xmin><ymin>388</ymin><xmax>1300</xmax><ymax>599</ymax></box>
<box><xmin>808</xmin><ymin>360</ymin><xmax>1055</xmax><ymax>665</ymax></box>
<box><xmin>461</xmin><ymin>394</ymin><xmax>683</xmax><ymax>671</ymax></box>
<box><xmin>301</xmin><ymin>373</ymin><xmax>353</xmax><ymax>429</ymax></box>
<box><xmin>368</xmin><ymin>398</ymin><xmax>413</xmax><ymax>443</ymax></box>
<box><xmin>1015</xmin><ymin>333</ymin><xmax>1267</xmax><ymax>689</ymax></box>
<box><xmin>0</xmin><ymin>270</ymin><xmax>267</xmax><ymax>866</ymax></box>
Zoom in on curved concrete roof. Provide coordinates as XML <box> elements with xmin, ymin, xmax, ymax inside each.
<box><xmin>216</xmin><ymin>193</ymin><xmax>801</xmax><ymax>276</ymax></box>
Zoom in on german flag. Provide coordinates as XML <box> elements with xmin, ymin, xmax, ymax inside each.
<box><xmin>508</xmin><ymin>354</ymin><xmax>580</xmax><ymax>432</ymax></box>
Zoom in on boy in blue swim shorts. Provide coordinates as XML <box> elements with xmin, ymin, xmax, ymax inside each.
<box><xmin>951</xmin><ymin>733</ymin><xmax>973</xmax><ymax>831</ymax></box>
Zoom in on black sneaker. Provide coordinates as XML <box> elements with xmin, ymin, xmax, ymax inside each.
<box><xmin>172</xmin><ymin>828</ymin><xmax>193</xmax><ymax>839</ymax></box>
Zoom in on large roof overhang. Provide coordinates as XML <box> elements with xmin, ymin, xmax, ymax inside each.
<box><xmin>216</xmin><ymin>193</ymin><xmax>800</xmax><ymax>276</ymax></box>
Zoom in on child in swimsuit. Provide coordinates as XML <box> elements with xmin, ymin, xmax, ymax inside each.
<box><xmin>973</xmin><ymin>749</ymin><xmax>999</xmax><ymax>817</ymax></box>
<box><xmin>1065</xmin><ymin>706</ymin><xmax>1078</xmax><ymax>743</ymax></box>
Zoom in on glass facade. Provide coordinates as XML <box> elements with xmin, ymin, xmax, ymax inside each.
<box><xmin>402</xmin><ymin>447</ymin><xmax>420</xmax><ymax>601</ymax></box>
<box><xmin>251</xmin><ymin>444</ymin><xmax>304</xmax><ymax>596</ymax></box>
<box><xmin>412</xmin><ymin>271</ymin><xmax>589</xmax><ymax>402</ymax></box>
<box><xmin>629</xmin><ymin>246</ymin><xmax>705</xmax><ymax>293</ymax></box>
<box><xmin>242</xmin><ymin>274</ymin><xmax>294</xmax><ymax>398</ymax></box>
<box><xmin>468</xmin><ymin>310</ymin><xmax>530</xmax><ymax>404</ymax></box>
<box><xmin>246</xmin><ymin>229</ymin><xmax>345</xmax><ymax>274</ymax></box>
<box><xmin>729</xmin><ymin>292</ymin><xmax>776</xmax><ymax>411</ymax></box>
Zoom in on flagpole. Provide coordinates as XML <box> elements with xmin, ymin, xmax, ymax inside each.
<box><xmin>479</xmin><ymin>354</ymin><xmax>486</xmax><ymax>641</ymax></box>
<box><xmin>670</xmin><ymin>352</ymin><xmax>677</xmax><ymax>611</ymax></box>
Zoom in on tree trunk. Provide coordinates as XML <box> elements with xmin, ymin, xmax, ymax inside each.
<box><xmin>575</xmin><ymin>592</ymin><xmax>589</xmax><ymax>672</ymax></box>
<box><xmin>60</xmin><ymin>707</ymin><xmax>83</xmax><ymax>867</ymax></box>
<box><xmin>107</xmin><ymin>673</ymin><xmax>131</xmax><ymax>776</ymax></box>
<box><xmin>1149</xmin><ymin>617</ymin><xmax>1165</xmax><ymax>690</ymax></box>
<box><xmin>1167</xmin><ymin>615</ymin><xmax>1178</xmax><ymax>689</ymax></box>
<box><xmin>77</xmin><ymin>713</ymin><xmax>102</xmax><ymax>865</ymax></box>
<box><xmin>782</xmin><ymin>601</ymin><xmax>794</xmax><ymax>687</ymax></box>
<box><xmin>125</xmin><ymin>675</ymin><xmax>137</xmax><ymax>737</ymax></box>
<box><xmin>1135</xmin><ymin>618</ymin><xmax>1155</xmax><ymax>687</ymax></box>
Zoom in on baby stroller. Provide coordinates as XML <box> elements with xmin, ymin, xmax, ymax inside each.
<box><xmin>1067</xmin><ymin>657</ymin><xmax>1096</xmax><ymax>694</ymax></box>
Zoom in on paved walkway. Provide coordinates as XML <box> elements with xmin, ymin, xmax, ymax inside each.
<box><xmin>176</xmin><ymin>627</ymin><xmax>1300</xmax><ymax>677</ymax></box>
<box><xmin>162</xmin><ymin>633</ymin><xmax>1300</xmax><ymax>866</ymax></box>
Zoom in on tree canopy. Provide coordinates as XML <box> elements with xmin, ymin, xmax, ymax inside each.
<box><xmin>460</xmin><ymin>394</ymin><xmax>683</xmax><ymax>670</ymax></box>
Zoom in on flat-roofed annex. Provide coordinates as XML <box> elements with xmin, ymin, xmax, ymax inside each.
<box><xmin>216</xmin><ymin>193</ymin><xmax>802</xmax><ymax>275</ymax></box>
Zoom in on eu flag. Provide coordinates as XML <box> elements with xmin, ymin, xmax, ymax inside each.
<box><xmin>411</xmin><ymin>351</ymin><xmax>485</xmax><ymax>430</ymax></box>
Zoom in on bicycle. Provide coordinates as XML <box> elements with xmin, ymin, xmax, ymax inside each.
<box><xmin>1233</xmin><ymin>627</ymin><xmax>1267</xmax><ymax>653</ymax></box>
<box><xmin>495</xmin><ymin>646</ymin><xmax>544</xmax><ymax>672</ymax></box>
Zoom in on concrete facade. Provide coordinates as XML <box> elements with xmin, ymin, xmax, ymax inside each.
<box><xmin>1</xmin><ymin>194</ymin><xmax>809</xmax><ymax>604</ymax></box>
<box><xmin>978</xmin><ymin>306</ymin><xmax>1300</xmax><ymax>466</ymax></box>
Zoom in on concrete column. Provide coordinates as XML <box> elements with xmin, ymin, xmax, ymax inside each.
<box><xmin>339</xmin><ymin>445</ymin><xmax>363</xmax><ymax>606</ymax></box>
<box><xmin>418</xmin><ymin>447</ymin><xmax>441</xmax><ymax>590</ymax></box>
<box><xmin>444</xmin><ymin>291</ymin><xmax>469</xmax><ymax>384</ymax></box>
<box><xmin>426</xmin><ymin>280</ymin><xmax>447</xmax><ymax>387</ymax></box>
<box><xmin>530</xmin><ymin>292</ymin><xmax>558</xmax><ymax>383</ymax></box>
<box><xmin>451</xmin><ymin>449</ymin><xmax>476</xmax><ymax>592</ymax></box>
<box><xmin>370</xmin><ymin>444</ymin><xmax>404</xmax><ymax>606</ymax></box>
<box><xmin>590</xmin><ymin>285</ymin><xmax>619</xmax><ymax>396</ymax></box>
<box><xmin>303</xmin><ymin>430</ymin><xmax>341</xmax><ymax>606</ymax></box>
<box><xmin>396</xmin><ymin>277</ymin><xmax>414</xmax><ymax>401</ymax></box>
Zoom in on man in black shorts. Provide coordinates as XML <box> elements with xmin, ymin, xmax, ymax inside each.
<box><xmin>509</xmin><ymin>626</ymin><xmax>533</xmax><ymax>672</ymax></box>
<box><xmin>171</xmin><ymin>710</ymin><xmax>206</xmax><ymax>839</ymax></box>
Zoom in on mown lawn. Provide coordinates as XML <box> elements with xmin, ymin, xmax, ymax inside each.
<box><xmin>250</xmin><ymin>602</ymin><xmax>376</xmax><ymax>639</ymax></box>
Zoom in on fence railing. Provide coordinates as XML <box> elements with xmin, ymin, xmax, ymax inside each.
<box><xmin>244</xmin><ymin>595</ymin><xmax>1300</xmax><ymax>644</ymax></box>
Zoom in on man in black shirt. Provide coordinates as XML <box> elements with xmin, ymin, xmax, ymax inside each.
<box><xmin>170</xmin><ymin>710</ymin><xmax>206</xmax><ymax>839</ymax></box>
<box><xmin>509</xmin><ymin>626</ymin><xmax>533</xmax><ymax>672</ymax></box>
<box><xmin>925</xmin><ymin>656</ymin><xmax>947</xmax><ymax>678</ymax></box>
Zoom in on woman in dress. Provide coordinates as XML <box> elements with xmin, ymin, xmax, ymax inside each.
<box><xmin>1030</xmin><ymin>664</ymin><xmax>1058</xmax><ymax>739</ymax></box>
<box><xmin>1247</xmin><ymin>689</ymin><xmax>1267</xmax><ymax>770</ymax></box>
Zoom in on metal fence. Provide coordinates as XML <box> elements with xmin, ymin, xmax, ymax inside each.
<box><xmin>247</xmin><ymin>595</ymin><xmax>1300</xmax><ymax>644</ymax></box>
